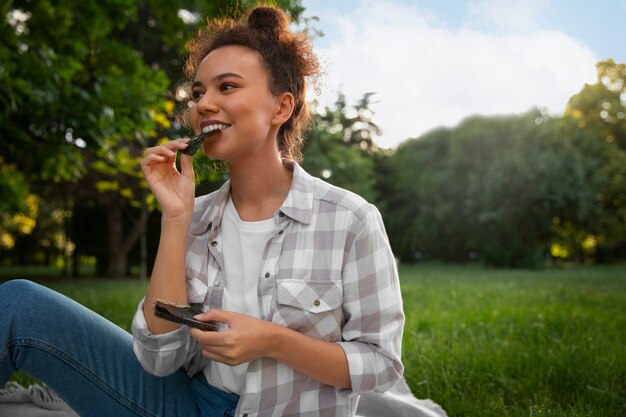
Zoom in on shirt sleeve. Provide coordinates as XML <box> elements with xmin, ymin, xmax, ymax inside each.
<box><xmin>336</xmin><ymin>204</ymin><xmax>405</xmax><ymax>395</ymax></box>
<box><xmin>131</xmin><ymin>297</ymin><xmax>206</xmax><ymax>377</ymax></box>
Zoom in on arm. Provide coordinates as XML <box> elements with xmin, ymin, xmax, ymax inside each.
<box><xmin>139</xmin><ymin>138</ymin><xmax>194</xmax><ymax>334</ymax></box>
<box><xmin>131</xmin><ymin>138</ymin><xmax>202</xmax><ymax>376</ymax></box>
<box><xmin>337</xmin><ymin>205</ymin><xmax>405</xmax><ymax>393</ymax></box>
<box><xmin>142</xmin><ymin>218</ymin><xmax>190</xmax><ymax>333</ymax></box>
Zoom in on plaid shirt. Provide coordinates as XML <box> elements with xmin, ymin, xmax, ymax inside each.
<box><xmin>132</xmin><ymin>162</ymin><xmax>404</xmax><ymax>417</ymax></box>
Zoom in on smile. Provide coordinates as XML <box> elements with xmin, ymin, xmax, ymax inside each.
<box><xmin>181</xmin><ymin>124</ymin><xmax>231</xmax><ymax>156</ymax></box>
<box><xmin>202</xmin><ymin>123</ymin><xmax>231</xmax><ymax>133</ymax></box>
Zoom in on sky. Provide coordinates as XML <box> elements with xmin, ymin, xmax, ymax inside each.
<box><xmin>299</xmin><ymin>0</ymin><xmax>626</xmax><ymax>148</ymax></box>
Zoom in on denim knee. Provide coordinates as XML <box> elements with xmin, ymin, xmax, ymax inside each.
<box><xmin>0</xmin><ymin>279</ymin><xmax>44</xmax><ymax>322</ymax></box>
<box><xmin>0</xmin><ymin>278</ymin><xmax>40</xmax><ymax>293</ymax></box>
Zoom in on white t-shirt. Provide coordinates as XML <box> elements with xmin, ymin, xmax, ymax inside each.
<box><xmin>204</xmin><ymin>195</ymin><xmax>276</xmax><ymax>394</ymax></box>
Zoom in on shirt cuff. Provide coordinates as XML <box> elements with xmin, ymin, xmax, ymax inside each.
<box><xmin>337</xmin><ymin>341</ymin><xmax>401</xmax><ymax>396</ymax></box>
<box><xmin>131</xmin><ymin>297</ymin><xmax>189</xmax><ymax>352</ymax></box>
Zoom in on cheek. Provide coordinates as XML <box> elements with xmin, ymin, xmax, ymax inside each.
<box><xmin>231</xmin><ymin>101</ymin><xmax>265</xmax><ymax>126</ymax></box>
<box><xmin>189</xmin><ymin>107</ymin><xmax>200</xmax><ymax>127</ymax></box>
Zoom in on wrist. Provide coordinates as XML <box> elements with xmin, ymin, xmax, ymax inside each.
<box><xmin>263</xmin><ymin>321</ymin><xmax>286</xmax><ymax>361</ymax></box>
<box><xmin>161</xmin><ymin>213</ymin><xmax>192</xmax><ymax>227</ymax></box>
<box><xmin>159</xmin><ymin>216</ymin><xmax>192</xmax><ymax>241</ymax></box>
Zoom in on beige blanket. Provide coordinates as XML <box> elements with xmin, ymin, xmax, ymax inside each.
<box><xmin>0</xmin><ymin>377</ymin><xmax>447</xmax><ymax>417</ymax></box>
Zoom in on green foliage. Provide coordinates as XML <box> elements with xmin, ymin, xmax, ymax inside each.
<box><xmin>566</xmin><ymin>60</ymin><xmax>626</xmax><ymax>150</ymax></box>
<box><xmin>383</xmin><ymin>109</ymin><xmax>602</xmax><ymax>266</ymax></box>
<box><xmin>2</xmin><ymin>0</ymin><xmax>625</xmax><ymax>270</ymax></box>
<box><xmin>0</xmin><ymin>157</ymin><xmax>39</xmax><ymax>250</ymax></box>
<box><xmin>561</xmin><ymin>60</ymin><xmax>626</xmax><ymax>259</ymax></box>
<box><xmin>0</xmin><ymin>0</ymin><xmax>305</xmax><ymax>274</ymax></box>
<box><xmin>380</xmin><ymin>59</ymin><xmax>626</xmax><ymax>267</ymax></box>
<box><xmin>302</xmin><ymin>93</ymin><xmax>383</xmax><ymax>202</ymax></box>
<box><xmin>0</xmin><ymin>157</ymin><xmax>29</xmax><ymax>214</ymax></box>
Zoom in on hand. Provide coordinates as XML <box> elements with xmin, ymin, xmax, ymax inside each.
<box><xmin>140</xmin><ymin>138</ymin><xmax>194</xmax><ymax>220</ymax></box>
<box><xmin>191</xmin><ymin>310</ymin><xmax>352</xmax><ymax>388</ymax></box>
<box><xmin>189</xmin><ymin>310</ymin><xmax>280</xmax><ymax>366</ymax></box>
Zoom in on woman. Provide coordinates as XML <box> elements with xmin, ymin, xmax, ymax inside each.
<box><xmin>0</xmin><ymin>6</ymin><xmax>403</xmax><ymax>417</ymax></box>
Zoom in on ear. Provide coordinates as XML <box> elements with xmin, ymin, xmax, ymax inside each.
<box><xmin>271</xmin><ymin>92</ymin><xmax>294</xmax><ymax>126</ymax></box>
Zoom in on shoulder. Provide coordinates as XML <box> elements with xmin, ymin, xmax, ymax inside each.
<box><xmin>308</xmin><ymin>174</ymin><xmax>380</xmax><ymax>227</ymax></box>
<box><xmin>291</xmin><ymin>162</ymin><xmax>378</xmax><ymax>223</ymax></box>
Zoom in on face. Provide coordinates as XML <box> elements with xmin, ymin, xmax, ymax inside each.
<box><xmin>189</xmin><ymin>45</ymin><xmax>288</xmax><ymax>163</ymax></box>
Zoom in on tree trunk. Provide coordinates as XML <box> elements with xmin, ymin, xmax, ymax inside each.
<box><xmin>104</xmin><ymin>196</ymin><xmax>149</xmax><ymax>278</ymax></box>
<box><xmin>106</xmin><ymin>201</ymin><xmax>126</xmax><ymax>278</ymax></box>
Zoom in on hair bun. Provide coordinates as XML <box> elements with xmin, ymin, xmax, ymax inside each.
<box><xmin>248</xmin><ymin>6</ymin><xmax>290</xmax><ymax>38</ymax></box>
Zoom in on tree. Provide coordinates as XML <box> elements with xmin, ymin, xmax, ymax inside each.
<box><xmin>0</xmin><ymin>158</ymin><xmax>38</xmax><ymax>250</ymax></box>
<box><xmin>562</xmin><ymin>59</ymin><xmax>626</xmax><ymax>260</ymax></box>
<box><xmin>382</xmin><ymin>109</ymin><xmax>599</xmax><ymax>267</ymax></box>
<box><xmin>0</xmin><ymin>0</ymin><xmax>305</xmax><ymax>276</ymax></box>
<box><xmin>566</xmin><ymin>60</ymin><xmax>626</xmax><ymax>150</ymax></box>
<box><xmin>302</xmin><ymin>93</ymin><xmax>384</xmax><ymax>203</ymax></box>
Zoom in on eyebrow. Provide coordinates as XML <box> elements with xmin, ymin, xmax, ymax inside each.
<box><xmin>192</xmin><ymin>72</ymin><xmax>244</xmax><ymax>88</ymax></box>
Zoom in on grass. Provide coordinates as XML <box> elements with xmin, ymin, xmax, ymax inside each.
<box><xmin>399</xmin><ymin>262</ymin><xmax>626</xmax><ymax>417</ymax></box>
<box><xmin>2</xmin><ymin>263</ymin><xmax>625</xmax><ymax>416</ymax></box>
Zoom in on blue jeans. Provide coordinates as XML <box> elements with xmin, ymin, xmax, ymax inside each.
<box><xmin>0</xmin><ymin>279</ymin><xmax>240</xmax><ymax>417</ymax></box>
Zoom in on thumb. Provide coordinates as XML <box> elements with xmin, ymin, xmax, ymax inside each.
<box><xmin>180</xmin><ymin>152</ymin><xmax>195</xmax><ymax>181</ymax></box>
<box><xmin>194</xmin><ymin>309</ymin><xmax>231</xmax><ymax>324</ymax></box>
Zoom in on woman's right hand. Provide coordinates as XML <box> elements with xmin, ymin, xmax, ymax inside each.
<box><xmin>140</xmin><ymin>138</ymin><xmax>195</xmax><ymax>222</ymax></box>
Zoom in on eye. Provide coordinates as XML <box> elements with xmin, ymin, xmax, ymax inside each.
<box><xmin>191</xmin><ymin>90</ymin><xmax>205</xmax><ymax>102</ymax></box>
<box><xmin>220</xmin><ymin>82</ymin><xmax>237</xmax><ymax>92</ymax></box>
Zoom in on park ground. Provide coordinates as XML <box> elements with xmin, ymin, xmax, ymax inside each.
<box><xmin>2</xmin><ymin>262</ymin><xmax>625</xmax><ymax>417</ymax></box>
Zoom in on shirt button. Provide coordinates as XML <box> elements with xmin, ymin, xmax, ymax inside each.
<box><xmin>278</xmin><ymin>230</ymin><xmax>283</xmax><ymax>235</ymax></box>
<box><xmin>314</xmin><ymin>299</ymin><xmax>321</xmax><ymax>307</ymax></box>
<box><xmin>264</xmin><ymin>272</ymin><xmax>270</xmax><ymax>278</ymax></box>
<box><xmin>279</xmin><ymin>211</ymin><xmax>285</xmax><ymax>217</ymax></box>
<box><xmin>211</xmin><ymin>241</ymin><xmax>218</xmax><ymax>247</ymax></box>
<box><xmin>243</xmin><ymin>414</ymin><xmax>248</xmax><ymax>417</ymax></box>
<box><xmin>213</xmin><ymin>280</ymin><xmax>220</xmax><ymax>287</ymax></box>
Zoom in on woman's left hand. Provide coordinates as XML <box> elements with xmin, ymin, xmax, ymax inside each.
<box><xmin>189</xmin><ymin>310</ymin><xmax>279</xmax><ymax>366</ymax></box>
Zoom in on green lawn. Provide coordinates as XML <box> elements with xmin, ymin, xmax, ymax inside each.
<box><xmin>399</xmin><ymin>262</ymin><xmax>626</xmax><ymax>417</ymax></box>
<box><xmin>2</xmin><ymin>263</ymin><xmax>625</xmax><ymax>416</ymax></box>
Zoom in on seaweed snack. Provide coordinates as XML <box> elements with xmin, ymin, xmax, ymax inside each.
<box><xmin>153</xmin><ymin>299</ymin><xmax>220</xmax><ymax>331</ymax></box>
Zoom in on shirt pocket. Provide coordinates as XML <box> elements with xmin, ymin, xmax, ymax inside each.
<box><xmin>274</xmin><ymin>279</ymin><xmax>343</xmax><ymax>341</ymax></box>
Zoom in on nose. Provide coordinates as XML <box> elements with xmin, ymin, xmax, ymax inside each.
<box><xmin>196</xmin><ymin>90</ymin><xmax>219</xmax><ymax>114</ymax></box>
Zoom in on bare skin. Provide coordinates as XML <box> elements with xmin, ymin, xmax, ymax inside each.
<box><xmin>140</xmin><ymin>45</ymin><xmax>351</xmax><ymax>389</ymax></box>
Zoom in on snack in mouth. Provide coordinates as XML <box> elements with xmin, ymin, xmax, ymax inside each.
<box><xmin>180</xmin><ymin>124</ymin><xmax>229</xmax><ymax>156</ymax></box>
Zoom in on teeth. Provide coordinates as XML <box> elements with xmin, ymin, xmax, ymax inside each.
<box><xmin>202</xmin><ymin>124</ymin><xmax>229</xmax><ymax>134</ymax></box>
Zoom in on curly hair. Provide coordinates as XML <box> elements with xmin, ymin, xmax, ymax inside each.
<box><xmin>183</xmin><ymin>5</ymin><xmax>320</xmax><ymax>162</ymax></box>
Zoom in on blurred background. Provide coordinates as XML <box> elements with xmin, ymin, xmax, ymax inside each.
<box><xmin>1</xmin><ymin>0</ymin><xmax>625</xmax><ymax>275</ymax></box>
<box><xmin>1</xmin><ymin>2</ymin><xmax>625</xmax><ymax>416</ymax></box>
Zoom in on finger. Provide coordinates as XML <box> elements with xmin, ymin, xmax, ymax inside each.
<box><xmin>194</xmin><ymin>309</ymin><xmax>233</xmax><ymax>325</ymax></box>
<box><xmin>200</xmin><ymin>350</ymin><xmax>236</xmax><ymax>365</ymax></box>
<box><xmin>158</xmin><ymin>138</ymin><xmax>190</xmax><ymax>152</ymax></box>
<box><xmin>189</xmin><ymin>327</ymin><xmax>229</xmax><ymax>347</ymax></box>
<box><xmin>144</xmin><ymin>139</ymin><xmax>189</xmax><ymax>158</ymax></box>
<box><xmin>140</xmin><ymin>154</ymin><xmax>167</xmax><ymax>170</ymax></box>
<box><xmin>146</xmin><ymin>146</ymin><xmax>176</xmax><ymax>158</ymax></box>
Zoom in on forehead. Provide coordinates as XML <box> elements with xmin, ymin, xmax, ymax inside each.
<box><xmin>195</xmin><ymin>45</ymin><xmax>267</xmax><ymax>81</ymax></box>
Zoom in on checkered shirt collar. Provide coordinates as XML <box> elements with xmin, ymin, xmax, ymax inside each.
<box><xmin>190</xmin><ymin>160</ymin><xmax>313</xmax><ymax>237</ymax></box>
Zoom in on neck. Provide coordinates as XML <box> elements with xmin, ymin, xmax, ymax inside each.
<box><xmin>228</xmin><ymin>155</ymin><xmax>293</xmax><ymax>221</ymax></box>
